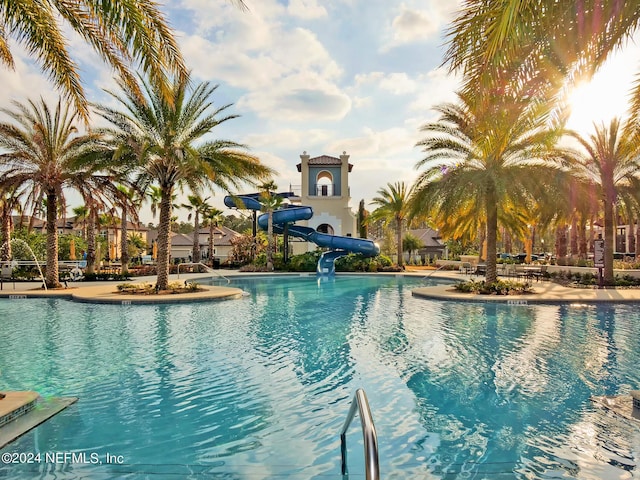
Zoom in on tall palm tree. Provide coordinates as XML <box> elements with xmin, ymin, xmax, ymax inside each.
<box><xmin>180</xmin><ymin>194</ymin><xmax>211</xmax><ymax>264</ymax></box>
<box><xmin>114</xmin><ymin>184</ymin><xmax>142</xmax><ymax>274</ymax></box>
<box><xmin>0</xmin><ymin>98</ymin><xmax>114</xmax><ymax>287</ymax></box>
<box><xmin>94</xmin><ymin>72</ymin><xmax>273</xmax><ymax>290</ymax></box>
<box><xmin>369</xmin><ymin>181</ymin><xmax>413</xmax><ymax>268</ymax></box>
<box><xmin>202</xmin><ymin>206</ymin><xmax>224</xmax><ymax>266</ymax></box>
<box><xmin>257</xmin><ymin>181</ymin><xmax>283</xmax><ymax>271</ymax></box>
<box><xmin>412</xmin><ymin>91</ymin><xmax>569</xmax><ymax>284</ymax></box>
<box><xmin>567</xmin><ymin>118</ymin><xmax>640</xmax><ymax>284</ymax></box>
<box><xmin>72</xmin><ymin>205</ymin><xmax>89</xmax><ymax>239</ymax></box>
<box><xmin>0</xmin><ymin>186</ymin><xmax>25</xmax><ymax>261</ymax></box>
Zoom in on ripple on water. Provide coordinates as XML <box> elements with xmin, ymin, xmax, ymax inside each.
<box><xmin>2</xmin><ymin>278</ymin><xmax>640</xmax><ymax>479</ymax></box>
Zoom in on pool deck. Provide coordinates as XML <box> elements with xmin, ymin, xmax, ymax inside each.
<box><xmin>411</xmin><ymin>280</ymin><xmax>640</xmax><ymax>303</ymax></box>
<box><xmin>0</xmin><ymin>273</ymin><xmax>244</xmax><ymax>303</ymax></box>
<box><xmin>2</xmin><ymin>269</ymin><xmax>640</xmax><ymax>303</ymax></box>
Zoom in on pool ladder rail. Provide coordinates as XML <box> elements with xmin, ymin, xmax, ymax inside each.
<box><xmin>175</xmin><ymin>262</ymin><xmax>231</xmax><ymax>284</ymax></box>
<box><xmin>340</xmin><ymin>389</ymin><xmax>380</xmax><ymax>480</ymax></box>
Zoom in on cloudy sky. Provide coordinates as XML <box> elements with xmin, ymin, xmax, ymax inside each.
<box><xmin>1</xmin><ymin>0</ymin><xmax>639</xmax><ymax>224</ymax></box>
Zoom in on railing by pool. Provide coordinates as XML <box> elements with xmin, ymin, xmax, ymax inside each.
<box><xmin>340</xmin><ymin>388</ymin><xmax>380</xmax><ymax>480</ymax></box>
<box><xmin>175</xmin><ymin>262</ymin><xmax>230</xmax><ymax>284</ymax></box>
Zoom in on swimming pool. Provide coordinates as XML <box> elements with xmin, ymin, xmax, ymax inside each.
<box><xmin>1</xmin><ymin>275</ymin><xmax>639</xmax><ymax>479</ymax></box>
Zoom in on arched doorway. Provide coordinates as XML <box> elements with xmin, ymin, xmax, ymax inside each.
<box><xmin>316</xmin><ymin>223</ymin><xmax>334</xmax><ymax>235</ymax></box>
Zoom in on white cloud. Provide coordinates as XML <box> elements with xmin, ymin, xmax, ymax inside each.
<box><xmin>379</xmin><ymin>73</ymin><xmax>418</xmax><ymax>94</ymax></box>
<box><xmin>325</xmin><ymin>126</ymin><xmax>422</xmax><ymax>162</ymax></box>
<box><xmin>381</xmin><ymin>3</ymin><xmax>440</xmax><ymax>51</ymax></box>
<box><xmin>408</xmin><ymin>67</ymin><xmax>461</xmax><ymax>113</ymax></box>
<box><xmin>190</xmin><ymin>27</ymin><xmax>340</xmax><ymax>91</ymax></box>
<box><xmin>355</xmin><ymin>71</ymin><xmax>384</xmax><ymax>87</ymax></box>
<box><xmin>0</xmin><ymin>58</ymin><xmax>58</xmax><ymax>109</ymax></box>
<box><xmin>287</xmin><ymin>0</ymin><xmax>328</xmax><ymax>19</ymax></box>
<box><xmin>352</xmin><ymin>96</ymin><xmax>373</xmax><ymax>109</ymax></box>
<box><xmin>237</xmin><ymin>74</ymin><xmax>351</xmax><ymax>121</ymax></box>
<box><xmin>244</xmin><ymin>128</ymin><xmax>333</xmax><ymax>149</ymax></box>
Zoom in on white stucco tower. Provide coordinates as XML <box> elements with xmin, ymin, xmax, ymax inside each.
<box><xmin>295</xmin><ymin>152</ymin><xmax>358</xmax><ymax>248</ymax></box>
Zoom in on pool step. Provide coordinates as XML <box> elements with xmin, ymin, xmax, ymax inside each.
<box><xmin>0</xmin><ymin>391</ymin><xmax>78</xmax><ymax>448</ymax></box>
<box><xmin>0</xmin><ymin>391</ymin><xmax>39</xmax><ymax>428</ymax></box>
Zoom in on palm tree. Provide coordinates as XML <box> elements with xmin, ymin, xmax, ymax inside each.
<box><xmin>257</xmin><ymin>181</ymin><xmax>283</xmax><ymax>271</ymax></box>
<box><xmin>202</xmin><ymin>207</ymin><xmax>224</xmax><ymax>266</ymax></box>
<box><xmin>94</xmin><ymin>72</ymin><xmax>273</xmax><ymax>290</ymax></box>
<box><xmin>72</xmin><ymin>205</ymin><xmax>89</xmax><ymax>239</ymax></box>
<box><xmin>180</xmin><ymin>194</ymin><xmax>211</xmax><ymax>264</ymax></box>
<box><xmin>0</xmin><ymin>0</ymin><xmax>204</xmax><ymax>120</ymax></box>
<box><xmin>567</xmin><ymin>118</ymin><xmax>640</xmax><ymax>284</ymax></box>
<box><xmin>369</xmin><ymin>181</ymin><xmax>413</xmax><ymax>268</ymax></box>
<box><xmin>445</xmin><ymin>1</ymin><xmax>640</xmax><ymax>115</ymax></box>
<box><xmin>0</xmin><ymin>98</ymin><xmax>114</xmax><ymax>287</ymax></box>
<box><xmin>412</xmin><ymin>91</ymin><xmax>569</xmax><ymax>284</ymax></box>
<box><xmin>114</xmin><ymin>184</ymin><xmax>142</xmax><ymax>275</ymax></box>
<box><xmin>0</xmin><ymin>186</ymin><xmax>25</xmax><ymax>261</ymax></box>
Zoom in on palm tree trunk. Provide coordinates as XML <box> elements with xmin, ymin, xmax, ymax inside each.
<box><xmin>603</xmin><ymin>190</ymin><xmax>615</xmax><ymax>284</ymax></box>
<box><xmin>208</xmin><ymin>224</ymin><xmax>215</xmax><ymax>267</ymax></box>
<box><xmin>0</xmin><ymin>203</ymin><xmax>11</xmax><ymax>261</ymax></box>
<box><xmin>555</xmin><ymin>223</ymin><xmax>568</xmax><ymax>260</ymax></box>
<box><xmin>267</xmin><ymin>211</ymin><xmax>274</xmax><ymax>271</ymax></box>
<box><xmin>192</xmin><ymin>210</ymin><xmax>201</xmax><ymax>263</ymax></box>
<box><xmin>396</xmin><ymin>217</ymin><xmax>403</xmax><ymax>267</ymax></box>
<box><xmin>45</xmin><ymin>191</ymin><xmax>61</xmax><ymax>288</ymax></box>
<box><xmin>156</xmin><ymin>187</ymin><xmax>173</xmax><ymax>291</ymax></box>
<box><xmin>504</xmin><ymin>228</ymin><xmax>512</xmax><ymax>253</ymax></box>
<box><xmin>578</xmin><ymin>218</ymin><xmax>588</xmax><ymax>259</ymax></box>
<box><xmin>120</xmin><ymin>207</ymin><xmax>129</xmax><ymax>275</ymax></box>
<box><xmin>627</xmin><ymin>216</ymin><xmax>635</xmax><ymax>254</ymax></box>
<box><xmin>570</xmin><ymin>217</ymin><xmax>578</xmax><ymax>257</ymax></box>
<box><xmin>485</xmin><ymin>189</ymin><xmax>498</xmax><ymax>284</ymax></box>
<box><xmin>86</xmin><ymin>206</ymin><xmax>97</xmax><ymax>275</ymax></box>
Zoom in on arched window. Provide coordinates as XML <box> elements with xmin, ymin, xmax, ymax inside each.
<box><xmin>316</xmin><ymin>223</ymin><xmax>334</xmax><ymax>235</ymax></box>
<box><xmin>316</xmin><ymin>171</ymin><xmax>333</xmax><ymax>196</ymax></box>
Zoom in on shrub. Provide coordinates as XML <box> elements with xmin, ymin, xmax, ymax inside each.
<box><xmin>454</xmin><ymin>279</ymin><xmax>534</xmax><ymax>295</ymax></box>
<box><xmin>288</xmin><ymin>251</ymin><xmax>321</xmax><ymax>272</ymax></box>
<box><xmin>340</xmin><ymin>253</ymin><xmax>397</xmax><ymax>272</ymax></box>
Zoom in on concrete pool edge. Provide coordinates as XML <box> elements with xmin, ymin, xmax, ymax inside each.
<box><xmin>0</xmin><ymin>284</ymin><xmax>244</xmax><ymax>304</ymax></box>
<box><xmin>4</xmin><ymin>271</ymin><xmax>640</xmax><ymax>304</ymax></box>
<box><xmin>0</xmin><ymin>395</ymin><xmax>78</xmax><ymax>449</ymax></box>
<box><xmin>412</xmin><ymin>282</ymin><xmax>640</xmax><ymax>303</ymax></box>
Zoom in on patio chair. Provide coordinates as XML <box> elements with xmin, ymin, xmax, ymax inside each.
<box><xmin>459</xmin><ymin>262</ymin><xmax>473</xmax><ymax>274</ymax></box>
<box><xmin>531</xmin><ymin>265</ymin><xmax>548</xmax><ymax>282</ymax></box>
<box><xmin>473</xmin><ymin>264</ymin><xmax>487</xmax><ymax>277</ymax></box>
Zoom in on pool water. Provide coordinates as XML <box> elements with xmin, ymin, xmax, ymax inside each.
<box><xmin>1</xmin><ymin>275</ymin><xmax>640</xmax><ymax>479</ymax></box>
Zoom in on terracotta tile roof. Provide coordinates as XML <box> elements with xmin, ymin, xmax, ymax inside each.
<box><xmin>308</xmin><ymin>155</ymin><xmax>342</xmax><ymax>165</ymax></box>
<box><xmin>297</xmin><ymin>154</ymin><xmax>354</xmax><ymax>172</ymax></box>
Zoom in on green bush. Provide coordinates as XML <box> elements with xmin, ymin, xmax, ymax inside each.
<box><xmin>288</xmin><ymin>251</ymin><xmax>321</xmax><ymax>272</ymax></box>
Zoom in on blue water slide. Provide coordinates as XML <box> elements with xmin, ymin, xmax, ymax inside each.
<box><xmin>223</xmin><ymin>194</ymin><xmax>380</xmax><ymax>274</ymax></box>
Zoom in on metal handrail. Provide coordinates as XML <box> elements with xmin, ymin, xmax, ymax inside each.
<box><xmin>423</xmin><ymin>263</ymin><xmax>448</xmax><ymax>279</ymax></box>
<box><xmin>340</xmin><ymin>389</ymin><xmax>379</xmax><ymax>480</ymax></box>
<box><xmin>176</xmin><ymin>262</ymin><xmax>230</xmax><ymax>284</ymax></box>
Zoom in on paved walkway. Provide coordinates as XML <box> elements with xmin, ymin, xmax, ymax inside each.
<box><xmin>2</xmin><ymin>270</ymin><xmax>640</xmax><ymax>303</ymax></box>
<box><xmin>412</xmin><ymin>281</ymin><xmax>640</xmax><ymax>303</ymax></box>
<box><xmin>401</xmin><ymin>268</ymin><xmax>640</xmax><ymax>303</ymax></box>
<box><xmin>0</xmin><ymin>272</ymin><xmax>243</xmax><ymax>303</ymax></box>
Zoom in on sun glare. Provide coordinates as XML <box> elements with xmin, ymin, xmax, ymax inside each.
<box><xmin>565</xmin><ymin>45</ymin><xmax>638</xmax><ymax>137</ymax></box>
